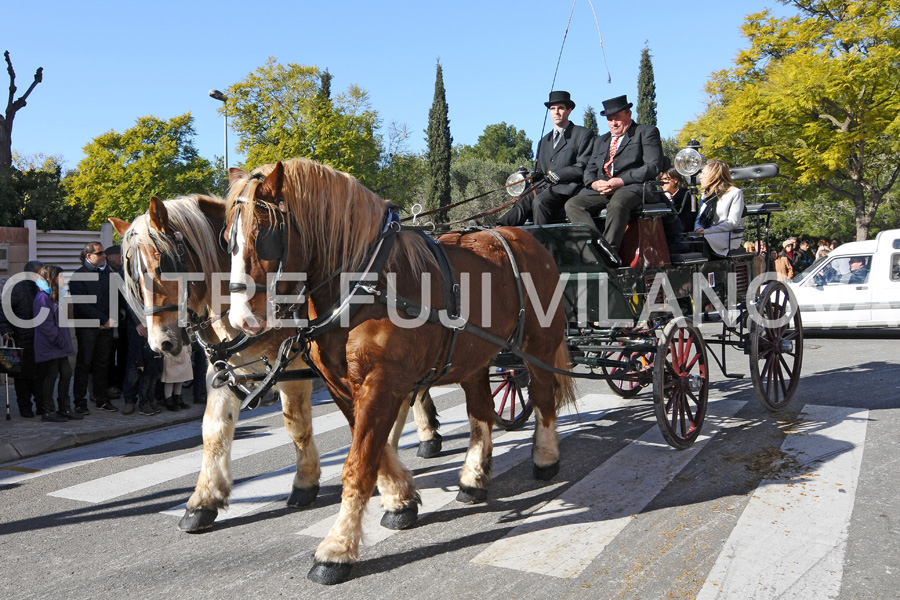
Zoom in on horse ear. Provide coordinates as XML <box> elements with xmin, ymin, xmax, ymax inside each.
<box><xmin>256</xmin><ymin>161</ymin><xmax>284</xmax><ymax>204</ymax></box>
<box><xmin>148</xmin><ymin>196</ymin><xmax>169</xmax><ymax>232</ymax></box>
<box><xmin>228</xmin><ymin>167</ymin><xmax>246</xmax><ymax>186</ymax></box>
<box><xmin>109</xmin><ymin>217</ymin><xmax>131</xmax><ymax>237</ymax></box>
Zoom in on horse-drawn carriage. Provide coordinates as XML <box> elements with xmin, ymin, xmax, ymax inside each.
<box><xmin>116</xmin><ymin>149</ymin><xmax>801</xmax><ymax>585</ymax></box>
<box><xmin>490</xmin><ymin>156</ymin><xmax>803</xmax><ymax>449</ymax></box>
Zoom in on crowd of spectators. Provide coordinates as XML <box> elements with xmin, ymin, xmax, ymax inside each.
<box><xmin>0</xmin><ymin>242</ymin><xmax>205</xmax><ymax>422</ymax></box>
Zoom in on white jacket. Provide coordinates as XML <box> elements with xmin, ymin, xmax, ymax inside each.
<box><xmin>695</xmin><ymin>186</ymin><xmax>745</xmax><ymax>257</ymax></box>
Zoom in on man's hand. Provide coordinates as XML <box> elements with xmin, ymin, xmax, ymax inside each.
<box><xmin>530</xmin><ymin>169</ymin><xmax>545</xmax><ymax>183</ymax></box>
<box><xmin>102</xmin><ymin>318</ymin><xmax>115</xmax><ymax>330</ymax></box>
<box><xmin>591</xmin><ymin>177</ymin><xmax>625</xmax><ymax>195</ymax></box>
<box><xmin>545</xmin><ymin>171</ymin><xmax>560</xmax><ymax>185</ymax></box>
<box><xmin>137</xmin><ymin>324</ymin><xmax>148</xmax><ymax>337</ymax></box>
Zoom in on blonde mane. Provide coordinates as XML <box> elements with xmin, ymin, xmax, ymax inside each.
<box><xmin>122</xmin><ymin>194</ymin><xmax>226</xmax><ymax>308</ymax></box>
<box><xmin>227</xmin><ymin>158</ymin><xmax>435</xmax><ymax>277</ymax></box>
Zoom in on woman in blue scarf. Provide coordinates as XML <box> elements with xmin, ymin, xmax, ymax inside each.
<box><xmin>33</xmin><ymin>264</ymin><xmax>80</xmax><ymax>422</ymax></box>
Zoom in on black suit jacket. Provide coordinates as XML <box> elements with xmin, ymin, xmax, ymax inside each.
<box><xmin>535</xmin><ymin>121</ymin><xmax>595</xmax><ymax>198</ymax></box>
<box><xmin>583</xmin><ymin>121</ymin><xmax>664</xmax><ymax>197</ymax></box>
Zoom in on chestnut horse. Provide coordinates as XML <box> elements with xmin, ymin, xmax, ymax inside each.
<box><xmin>223</xmin><ymin>158</ymin><xmax>576</xmax><ymax>584</ymax></box>
<box><xmin>111</xmin><ymin>195</ymin><xmax>443</xmax><ymax>533</ymax></box>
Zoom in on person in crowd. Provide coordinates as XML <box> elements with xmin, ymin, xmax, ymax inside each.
<box><xmin>795</xmin><ymin>239</ymin><xmax>815</xmax><ymax>273</ymax></box>
<box><xmin>0</xmin><ymin>260</ymin><xmax>45</xmax><ymax>417</ymax></box>
<box><xmin>105</xmin><ymin>245</ymin><xmax>127</xmax><ymax>403</ymax></box>
<box><xmin>497</xmin><ymin>90</ymin><xmax>594</xmax><ymax>226</ymax></box>
<box><xmin>191</xmin><ymin>341</ymin><xmax>208</xmax><ymax>405</ymax></box>
<box><xmin>743</xmin><ymin>241</ymin><xmax>756</xmax><ymax>253</ymax></box>
<box><xmin>33</xmin><ymin>264</ymin><xmax>80</xmax><ymax>422</ymax></box>
<box><xmin>815</xmin><ymin>238</ymin><xmax>831</xmax><ymax>260</ymax></box>
<box><xmin>830</xmin><ymin>238</ymin><xmax>841</xmax><ymax>252</ymax></box>
<box><xmin>120</xmin><ymin>295</ymin><xmax>162</xmax><ymax>416</ymax></box>
<box><xmin>69</xmin><ymin>242</ymin><xmax>117</xmax><ymax>414</ymax></box>
<box><xmin>565</xmin><ymin>94</ymin><xmax>665</xmax><ymax>252</ymax></box>
<box><xmin>693</xmin><ymin>159</ymin><xmax>745</xmax><ymax>258</ymax></box>
<box><xmin>161</xmin><ymin>344</ymin><xmax>192</xmax><ymax>411</ymax></box>
<box><xmin>774</xmin><ymin>239</ymin><xmax>795</xmax><ymax>281</ymax></box>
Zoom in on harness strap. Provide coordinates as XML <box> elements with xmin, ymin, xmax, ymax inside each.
<box><xmin>483</xmin><ymin>228</ymin><xmax>527</xmax><ymax>348</ymax></box>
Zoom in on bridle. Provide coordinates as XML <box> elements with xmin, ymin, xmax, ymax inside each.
<box><xmin>124</xmin><ymin>227</ymin><xmax>196</xmax><ymax>317</ymax></box>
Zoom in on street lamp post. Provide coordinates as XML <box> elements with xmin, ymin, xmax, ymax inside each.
<box><xmin>208</xmin><ymin>89</ymin><xmax>228</xmax><ymax>172</ymax></box>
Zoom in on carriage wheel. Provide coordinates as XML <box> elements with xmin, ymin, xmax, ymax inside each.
<box><xmin>653</xmin><ymin>319</ymin><xmax>709</xmax><ymax>450</ymax></box>
<box><xmin>600</xmin><ymin>350</ymin><xmax>651</xmax><ymax>398</ymax></box>
<box><xmin>749</xmin><ymin>281</ymin><xmax>803</xmax><ymax>411</ymax></box>
<box><xmin>491</xmin><ymin>368</ymin><xmax>533</xmax><ymax>430</ymax></box>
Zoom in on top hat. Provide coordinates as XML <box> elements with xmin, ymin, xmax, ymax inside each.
<box><xmin>600</xmin><ymin>95</ymin><xmax>633</xmax><ymax>116</ymax></box>
<box><xmin>545</xmin><ymin>90</ymin><xmax>575</xmax><ymax>109</ymax></box>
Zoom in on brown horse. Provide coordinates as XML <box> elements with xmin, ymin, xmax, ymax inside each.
<box><xmin>111</xmin><ymin>194</ymin><xmax>443</xmax><ymax>533</ymax></box>
<box><xmin>223</xmin><ymin>158</ymin><xmax>576</xmax><ymax>584</ymax></box>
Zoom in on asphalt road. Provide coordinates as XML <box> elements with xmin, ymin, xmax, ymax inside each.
<box><xmin>1</xmin><ymin>330</ymin><xmax>898</xmax><ymax>600</ymax></box>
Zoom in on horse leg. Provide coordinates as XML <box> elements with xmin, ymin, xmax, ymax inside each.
<box><xmin>308</xmin><ymin>388</ymin><xmax>405</xmax><ymax>585</ymax></box>
<box><xmin>277</xmin><ymin>379</ymin><xmax>321</xmax><ymax>507</ymax></box>
<box><xmin>179</xmin><ymin>380</ymin><xmax>241</xmax><ymax>532</ymax></box>
<box><xmin>377</xmin><ymin>441</ymin><xmax>421</xmax><ymax>530</ymax></box>
<box><xmin>387</xmin><ymin>395</ymin><xmax>412</xmax><ymax>450</ymax></box>
<box><xmin>527</xmin><ymin>366</ymin><xmax>562</xmax><ymax>481</ymax></box>
<box><xmin>412</xmin><ymin>390</ymin><xmax>442</xmax><ymax>458</ymax></box>
<box><xmin>456</xmin><ymin>371</ymin><xmax>494</xmax><ymax>504</ymax></box>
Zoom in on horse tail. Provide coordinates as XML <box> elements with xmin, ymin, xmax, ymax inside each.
<box><xmin>552</xmin><ymin>340</ymin><xmax>577</xmax><ymax>412</ymax></box>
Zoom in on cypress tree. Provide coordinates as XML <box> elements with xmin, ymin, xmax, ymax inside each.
<box><xmin>637</xmin><ymin>45</ymin><xmax>657</xmax><ymax>127</ymax></box>
<box><xmin>426</xmin><ymin>60</ymin><xmax>452</xmax><ymax>221</ymax></box>
<box><xmin>583</xmin><ymin>105</ymin><xmax>599</xmax><ymax>135</ymax></box>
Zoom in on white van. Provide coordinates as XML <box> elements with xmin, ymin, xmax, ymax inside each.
<box><xmin>789</xmin><ymin>229</ymin><xmax>900</xmax><ymax>329</ymax></box>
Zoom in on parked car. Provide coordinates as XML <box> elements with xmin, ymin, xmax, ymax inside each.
<box><xmin>788</xmin><ymin>229</ymin><xmax>900</xmax><ymax>329</ymax></box>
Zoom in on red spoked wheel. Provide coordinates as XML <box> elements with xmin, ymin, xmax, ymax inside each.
<box><xmin>749</xmin><ymin>281</ymin><xmax>803</xmax><ymax>411</ymax></box>
<box><xmin>600</xmin><ymin>350</ymin><xmax>652</xmax><ymax>398</ymax></box>
<box><xmin>491</xmin><ymin>368</ymin><xmax>532</xmax><ymax>430</ymax></box>
<box><xmin>653</xmin><ymin>319</ymin><xmax>709</xmax><ymax>449</ymax></box>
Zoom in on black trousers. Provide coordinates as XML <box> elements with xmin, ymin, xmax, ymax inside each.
<box><xmin>497</xmin><ymin>188</ymin><xmax>570</xmax><ymax>227</ymax></box>
<box><xmin>39</xmin><ymin>357</ymin><xmax>72</xmax><ymax>413</ymax></box>
<box><xmin>74</xmin><ymin>328</ymin><xmax>113</xmax><ymax>407</ymax></box>
<box><xmin>564</xmin><ymin>187</ymin><xmax>643</xmax><ymax>251</ymax></box>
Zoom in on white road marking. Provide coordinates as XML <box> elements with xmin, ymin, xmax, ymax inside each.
<box><xmin>696</xmin><ymin>404</ymin><xmax>868</xmax><ymax>599</ymax></box>
<box><xmin>470</xmin><ymin>400</ymin><xmax>746</xmax><ymax>578</ymax></box>
<box><xmin>296</xmin><ymin>393</ymin><xmax>633</xmax><ymax>544</ymax></box>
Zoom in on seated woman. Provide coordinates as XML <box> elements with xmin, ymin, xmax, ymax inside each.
<box><xmin>660</xmin><ymin>168</ymin><xmax>694</xmax><ymax>233</ymax></box>
<box><xmin>694</xmin><ymin>159</ymin><xmax>745</xmax><ymax>258</ymax></box>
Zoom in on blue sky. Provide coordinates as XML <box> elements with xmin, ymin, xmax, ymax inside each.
<box><xmin>6</xmin><ymin>0</ymin><xmax>789</xmax><ymax>171</ymax></box>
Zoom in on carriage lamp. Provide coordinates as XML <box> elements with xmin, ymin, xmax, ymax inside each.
<box><xmin>674</xmin><ymin>139</ymin><xmax>704</xmax><ymax>178</ymax></box>
<box><xmin>506</xmin><ymin>167</ymin><xmax>529</xmax><ymax>196</ymax></box>
<box><xmin>209</xmin><ymin>89</ymin><xmax>229</xmax><ymax>171</ymax></box>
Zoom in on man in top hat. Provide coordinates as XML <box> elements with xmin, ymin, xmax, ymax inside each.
<box><xmin>565</xmin><ymin>94</ymin><xmax>665</xmax><ymax>252</ymax></box>
<box><xmin>497</xmin><ymin>90</ymin><xmax>594</xmax><ymax>226</ymax></box>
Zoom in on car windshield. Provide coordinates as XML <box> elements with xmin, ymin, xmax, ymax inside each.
<box><xmin>793</xmin><ymin>256</ymin><xmax>828</xmax><ymax>283</ymax></box>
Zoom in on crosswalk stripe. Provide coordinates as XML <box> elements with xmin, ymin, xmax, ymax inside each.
<box><xmin>296</xmin><ymin>394</ymin><xmax>633</xmax><ymax>544</ymax></box>
<box><xmin>470</xmin><ymin>399</ymin><xmax>746</xmax><ymax>578</ymax></box>
<box><xmin>1</xmin><ymin>404</ymin><xmax>279</xmax><ymax>485</ymax></box>
<box><xmin>696</xmin><ymin>404</ymin><xmax>868</xmax><ymax>599</ymax></box>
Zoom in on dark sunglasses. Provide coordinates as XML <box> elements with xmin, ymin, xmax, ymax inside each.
<box><xmin>89</xmin><ymin>251</ymin><xmax>106</xmax><ymax>256</ymax></box>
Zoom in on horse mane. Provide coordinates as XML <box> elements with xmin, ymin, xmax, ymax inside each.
<box><xmin>228</xmin><ymin>157</ymin><xmax>435</xmax><ymax>277</ymax></box>
<box><xmin>122</xmin><ymin>194</ymin><xmax>226</xmax><ymax>307</ymax></box>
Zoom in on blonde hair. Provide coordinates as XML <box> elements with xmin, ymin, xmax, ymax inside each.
<box><xmin>701</xmin><ymin>159</ymin><xmax>735</xmax><ymax>197</ymax></box>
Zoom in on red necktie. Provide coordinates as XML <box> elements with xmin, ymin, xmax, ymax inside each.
<box><xmin>603</xmin><ymin>136</ymin><xmax>620</xmax><ymax>178</ymax></box>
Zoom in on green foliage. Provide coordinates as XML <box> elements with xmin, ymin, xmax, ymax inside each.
<box><xmin>64</xmin><ymin>114</ymin><xmax>216</xmax><ymax>228</ymax></box>
<box><xmin>637</xmin><ymin>45</ymin><xmax>658</xmax><ymax>127</ymax></box>
<box><xmin>660</xmin><ymin>136</ymin><xmax>682</xmax><ymax>168</ymax></box>
<box><xmin>374</xmin><ymin>122</ymin><xmax>426</xmax><ymax>210</ymax></box>
<box><xmin>426</xmin><ymin>61</ymin><xmax>453</xmax><ymax>219</ymax></box>
<box><xmin>224</xmin><ymin>58</ymin><xmax>381</xmax><ymax>187</ymax></box>
<box><xmin>0</xmin><ymin>157</ymin><xmax>89</xmax><ymax>229</ymax></box>
<box><xmin>447</xmin><ymin>157</ymin><xmax>521</xmax><ymax>226</ymax></box>
<box><xmin>681</xmin><ymin>0</ymin><xmax>900</xmax><ymax>240</ymax></box>
<box><xmin>583</xmin><ymin>105</ymin><xmax>599</xmax><ymax>135</ymax></box>
<box><xmin>456</xmin><ymin>122</ymin><xmax>533</xmax><ymax>165</ymax></box>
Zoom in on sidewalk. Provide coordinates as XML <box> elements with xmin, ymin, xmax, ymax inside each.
<box><xmin>0</xmin><ymin>380</ymin><xmax>208</xmax><ymax>464</ymax></box>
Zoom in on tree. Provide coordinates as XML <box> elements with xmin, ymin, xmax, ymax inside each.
<box><xmin>0</xmin><ymin>155</ymin><xmax>89</xmax><ymax>229</ymax></box>
<box><xmin>65</xmin><ymin>114</ymin><xmax>217</xmax><ymax>228</ymax></box>
<box><xmin>375</xmin><ymin>121</ymin><xmax>426</xmax><ymax>209</ymax></box>
<box><xmin>681</xmin><ymin>0</ymin><xmax>900</xmax><ymax>240</ymax></box>
<box><xmin>426</xmin><ymin>60</ymin><xmax>452</xmax><ymax>221</ymax></box>
<box><xmin>583</xmin><ymin>105</ymin><xmax>599</xmax><ymax>135</ymax></box>
<box><xmin>637</xmin><ymin>45</ymin><xmax>657</xmax><ymax>127</ymax></box>
<box><xmin>223</xmin><ymin>58</ymin><xmax>381</xmax><ymax>187</ymax></box>
<box><xmin>1</xmin><ymin>51</ymin><xmax>42</xmax><ymax>174</ymax></box>
<box><xmin>456</xmin><ymin>122</ymin><xmax>533</xmax><ymax>165</ymax></box>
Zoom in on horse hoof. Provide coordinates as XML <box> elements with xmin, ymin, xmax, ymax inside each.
<box><xmin>287</xmin><ymin>485</ymin><xmax>320</xmax><ymax>508</ymax></box>
<box><xmin>456</xmin><ymin>485</ymin><xmax>488</xmax><ymax>504</ymax></box>
<box><xmin>177</xmin><ymin>507</ymin><xmax>218</xmax><ymax>533</ymax></box>
<box><xmin>380</xmin><ymin>504</ymin><xmax>418</xmax><ymax>530</ymax></box>
<box><xmin>533</xmin><ymin>461</ymin><xmax>560</xmax><ymax>481</ymax></box>
<box><xmin>307</xmin><ymin>561</ymin><xmax>353</xmax><ymax>585</ymax></box>
<box><xmin>416</xmin><ymin>434</ymin><xmax>442</xmax><ymax>459</ymax></box>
